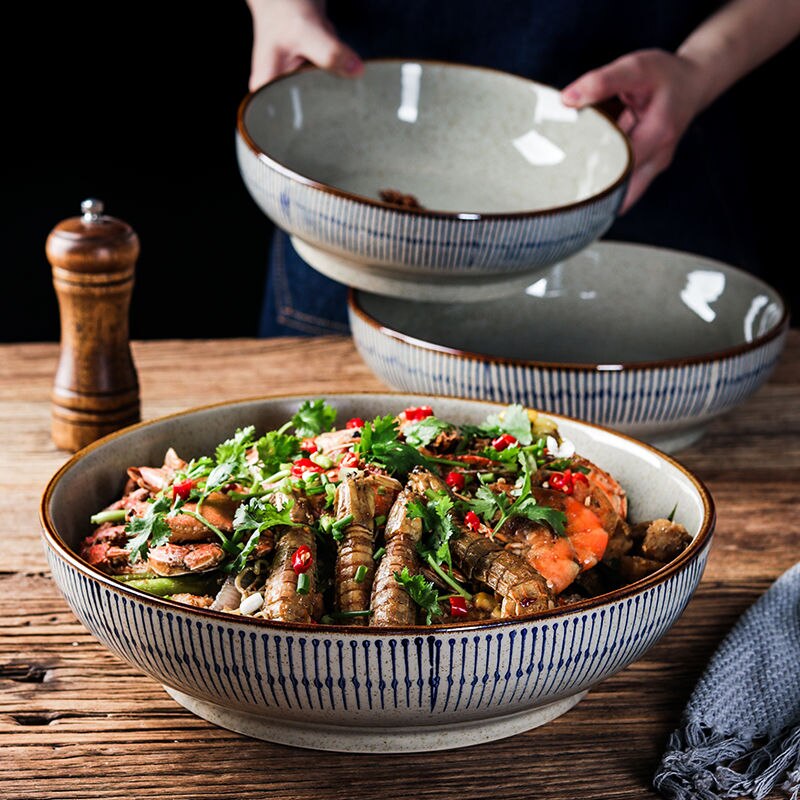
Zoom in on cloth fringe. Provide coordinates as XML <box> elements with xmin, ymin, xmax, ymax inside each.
<box><xmin>654</xmin><ymin>721</ymin><xmax>800</xmax><ymax>800</ymax></box>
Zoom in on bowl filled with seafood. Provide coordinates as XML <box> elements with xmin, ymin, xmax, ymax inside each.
<box><xmin>349</xmin><ymin>242</ymin><xmax>789</xmax><ymax>452</ymax></box>
<box><xmin>40</xmin><ymin>394</ymin><xmax>713</xmax><ymax>752</ymax></box>
<box><xmin>236</xmin><ymin>59</ymin><xmax>631</xmax><ymax>280</ymax></box>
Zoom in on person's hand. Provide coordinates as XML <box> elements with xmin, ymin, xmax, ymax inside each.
<box><xmin>562</xmin><ymin>49</ymin><xmax>706</xmax><ymax>213</ymax></box>
<box><xmin>246</xmin><ymin>0</ymin><xmax>363</xmax><ymax>91</ymax></box>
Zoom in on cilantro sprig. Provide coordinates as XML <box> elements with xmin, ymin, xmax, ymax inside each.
<box><xmin>403</xmin><ymin>416</ymin><xmax>452</xmax><ymax>448</ymax></box>
<box><xmin>227</xmin><ymin>496</ymin><xmax>298</xmax><ymax>573</ymax></box>
<box><xmin>256</xmin><ymin>430</ymin><xmax>300</xmax><ymax>477</ymax></box>
<box><xmin>463</xmin><ymin>404</ymin><xmax>534</xmax><ymax>446</ymax></box>
<box><xmin>125</xmin><ymin>496</ymin><xmax>172</xmax><ymax>562</ymax></box>
<box><xmin>394</xmin><ymin>567</ymin><xmax>442</xmax><ymax>624</ymax></box>
<box><xmin>460</xmin><ymin>455</ymin><xmax>565</xmax><ymax>538</ymax></box>
<box><xmin>292</xmin><ymin>399</ymin><xmax>337</xmax><ymax>438</ymax></box>
<box><xmin>355</xmin><ymin>415</ymin><xmax>429</xmax><ymax>475</ymax></box>
<box><xmin>409</xmin><ymin>489</ymin><xmax>471</xmax><ymax>600</ymax></box>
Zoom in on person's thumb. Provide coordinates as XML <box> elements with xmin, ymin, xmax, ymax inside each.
<box><xmin>299</xmin><ymin>25</ymin><xmax>363</xmax><ymax>77</ymax></box>
<box><xmin>561</xmin><ymin>57</ymin><xmax>641</xmax><ymax>108</ymax></box>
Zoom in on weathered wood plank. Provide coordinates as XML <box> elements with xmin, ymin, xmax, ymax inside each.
<box><xmin>0</xmin><ymin>334</ymin><xmax>797</xmax><ymax>799</ymax></box>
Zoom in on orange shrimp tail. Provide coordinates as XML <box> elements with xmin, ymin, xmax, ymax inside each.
<box><xmin>564</xmin><ymin>497</ymin><xmax>609</xmax><ymax>571</ymax></box>
<box><xmin>525</xmin><ymin>533</ymin><xmax>581</xmax><ymax>595</ymax></box>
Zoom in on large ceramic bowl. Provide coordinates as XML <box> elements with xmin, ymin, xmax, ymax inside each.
<box><xmin>349</xmin><ymin>243</ymin><xmax>789</xmax><ymax>452</ymax></box>
<box><xmin>41</xmin><ymin>393</ymin><xmax>713</xmax><ymax>752</ymax></box>
<box><xmin>236</xmin><ymin>60</ymin><xmax>632</xmax><ymax>277</ymax></box>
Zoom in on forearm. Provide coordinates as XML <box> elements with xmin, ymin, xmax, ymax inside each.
<box><xmin>678</xmin><ymin>0</ymin><xmax>800</xmax><ymax>111</ymax></box>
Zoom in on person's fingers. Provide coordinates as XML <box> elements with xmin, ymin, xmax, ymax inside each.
<box><xmin>298</xmin><ymin>25</ymin><xmax>363</xmax><ymax>77</ymax></box>
<box><xmin>620</xmin><ymin>160</ymin><xmax>661</xmax><ymax>213</ymax></box>
<box><xmin>617</xmin><ymin>107</ymin><xmax>638</xmax><ymax>135</ymax></box>
<box><xmin>562</xmin><ymin>56</ymin><xmax>643</xmax><ymax>108</ymax></box>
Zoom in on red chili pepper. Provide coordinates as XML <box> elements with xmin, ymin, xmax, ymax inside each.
<box><xmin>464</xmin><ymin>511</ymin><xmax>482</xmax><ymax>531</ymax></box>
<box><xmin>549</xmin><ymin>469</ymin><xmax>580</xmax><ymax>495</ymax></box>
<box><xmin>573</xmin><ymin>471</ymin><xmax>589</xmax><ymax>485</ymax></box>
<box><xmin>339</xmin><ymin>451</ymin><xmax>360</xmax><ymax>469</ymax></box>
<box><xmin>292</xmin><ymin>545</ymin><xmax>313</xmax><ymax>574</ymax></box>
<box><xmin>449</xmin><ymin>596</ymin><xmax>468</xmax><ymax>617</ymax></box>
<box><xmin>172</xmin><ymin>478</ymin><xmax>195</xmax><ymax>501</ymax></box>
<box><xmin>345</xmin><ymin>417</ymin><xmax>365</xmax><ymax>429</ymax></box>
<box><xmin>491</xmin><ymin>433</ymin><xmax>518</xmax><ymax>451</ymax></box>
<box><xmin>291</xmin><ymin>458</ymin><xmax>324</xmax><ymax>477</ymax></box>
<box><xmin>445</xmin><ymin>471</ymin><xmax>465</xmax><ymax>491</ymax></box>
<box><xmin>301</xmin><ymin>437</ymin><xmax>318</xmax><ymax>454</ymax></box>
<box><xmin>404</xmin><ymin>405</ymin><xmax>433</xmax><ymax>421</ymax></box>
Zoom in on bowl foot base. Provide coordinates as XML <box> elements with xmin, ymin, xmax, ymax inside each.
<box><xmin>163</xmin><ymin>686</ymin><xmax>587</xmax><ymax>752</ymax></box>
<box><xmin>640</xmin><ymin>424</ymin><xmax>708</xmax><ymax>453</ymax></box>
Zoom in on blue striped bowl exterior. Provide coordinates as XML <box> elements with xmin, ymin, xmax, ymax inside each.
<box><xmin>45</xmin><ymin>541</ymin><xmax>708</xmax><ymax>726</ymax></box>
<box><xmin>236</xmin><ymin>133</ymin><xmax>626</xmax><ymax>275</ymax></box>
<box><xmin>350</xmin><ymin>310</ymin><xmax>788</xmax><ymax>449</ymax></box>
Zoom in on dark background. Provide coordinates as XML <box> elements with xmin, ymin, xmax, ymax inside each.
<box><xmin>2</xmin><ymin>3</ymin><xmax>797</xmax><ymax>343</ymax></box>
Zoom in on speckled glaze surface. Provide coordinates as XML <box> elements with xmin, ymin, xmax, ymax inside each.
<box><xmin>349</xmin><ymin>244</ymin><xmax>789</xmax><ymax>452</ymax></box>
<box><xmin>237</xmin><ymin>60</ymin><xmax>631</xmax><ymax>275</ymax></box>
<box><xmin>41</xmin><ymin>394</ymin><xmax>714</xmax><ymax>752</ymax></box>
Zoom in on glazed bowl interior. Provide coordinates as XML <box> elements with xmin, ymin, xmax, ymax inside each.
<box><xmin>241</xmin><ymin>60</ymin><xmax>630</xmax><ymax>214</ymax></box>
<box><xmin>354</xmin><ymin>242</ymin><xmax>786</xmax><ymax>364</ymax></box>
<box><xmin>46</xmin><ymin>394</ymin><xmax>708</xmax><ymax>578</ymax></box>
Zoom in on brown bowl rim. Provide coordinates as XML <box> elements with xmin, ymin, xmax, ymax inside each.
<box><xmin>40</xmin><ymin>392</ymin><xmax>715</xmax><ymax>636</ymax></box>
<box><xmin>236</xmin><ymin>58</ymin><xmax>633</xmax><ymax>221</ymax></box>
<box><xmin>348</xmin><ymin>243</ymin><xmax>790</xmax><ymax>371</ymax></box>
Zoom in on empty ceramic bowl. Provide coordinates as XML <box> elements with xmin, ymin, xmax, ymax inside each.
<box><xmin>237</xmin><ymin>59</ymin><xmax>631</xmax><ymax>276</ymax></box>
<box><xmin>41</xmin><ymin>393</ymin><xmax>713</xmax><ymax>752</ymax></box>
<box><xmin>349</xmin><ymin>242</ymin><xmax>789</xmax><ymax>452</ymax></box>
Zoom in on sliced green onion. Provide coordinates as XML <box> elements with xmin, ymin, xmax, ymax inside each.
<box><xmin>262</xmin><ymin>468</ymin><xmax>290</xmax><ymax>484</ymax></box>
<box><xmin>324</xmin><ymin>609</ymin><xmax>371</xmax><ymax>621</ymax></box>
<box><xmin>90</xmin><ymin>508</ymin><xmax>127</xmax><ymax>525</ymax></box>
<box><xmin>354</xmin><ymin>565</ymin><xmax>368</xmax><ymax>583</ymax></box>
<box><xmin>296</xmin><ymin>572</ymin><xmax>310</xmax><ymax>594</ymax></box>
<box><xmin>374</xmin><ymin>515</ymin><xmax>387</xmax><ymax>527</ymax></box>
<box><xmin>478</xmin><ymin>473</ymin><xmax>495</xmax><ymax>484</ymax></box>
<box><xmin>425</xmin><ymin>554</ymin><xmax>471</xmax><ymax>600</ymax></box>
<box><xmin>310</xmin><ymin>453</ymin><xmax>334</xmax><ymax>469</ymax></box>
<box><xmin>373</xmin><ymin>547</ymin><xmax>386</xmax><ymax>561</ymax></box>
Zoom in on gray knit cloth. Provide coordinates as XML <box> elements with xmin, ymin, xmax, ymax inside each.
<box><xmin>654</xmin><ymin>561</ymin><xmax>800</xmax><ymax>799</ymax></box>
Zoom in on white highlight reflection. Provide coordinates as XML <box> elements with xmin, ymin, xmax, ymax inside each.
<box><xmin>398</xmin><ymin>62</ymin><xmax>422</xmax><ymax>123</ymax></box>
<box><xmin>681</xmin><ymin>270</ymin><xmax>726</xmax><ymax>323</ymax></box>
<box><xmin>743</xmin><ymin>295</ymin><xmax>769</xmax><ymax>342</ymax></box>
<box><xmin>513</xmin><ymin>129</ymin><xmax>565</xmax><ymax>166</ymax></box>
<box><xmin>533</xmin><ymin>85</ymin><xmax>578</xmax><ymax>124</ymax></box>
<box><xmin>290</xmin><ymin>86</ymin><xmax>303</xmax><ymax>130</ymax></box>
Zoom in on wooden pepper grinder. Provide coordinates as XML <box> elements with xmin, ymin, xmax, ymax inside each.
<box><xmin>47</xmin><ymin>199</ymin><xmax>141</xmax><ymax>452</ymax></box>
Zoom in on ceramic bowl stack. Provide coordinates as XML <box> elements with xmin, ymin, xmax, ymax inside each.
<box><xmin>236</xmin><ymin>59</ymin><xmax>789</xmax><ymax>450</ymax></box>
<box><xmin>237</xmin><ymin>59</ymin><xmax>632</xmax><ymax>299</ymax></box>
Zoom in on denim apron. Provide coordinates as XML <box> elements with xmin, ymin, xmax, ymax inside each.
<box><xmin>259</xmin><ymin>0</ymin><xmax>756</xmax><ymax>337</ymax></box>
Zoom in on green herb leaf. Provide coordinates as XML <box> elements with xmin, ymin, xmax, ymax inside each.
<box><xmin>233</xmin><ymin>496</ymin><xmax>297</xmax><ymax>535</ymax></box>
<box><xmin>292</xmin><ymin>399</ymin><xmax>337</xmax><ymax>437</ymax></box>
<box><xmin>403</xmin><ymin>416</ymin><xmax>451</xmax><ymax>448</ymax></box>
<box><xmin>125</xmin><ymin>496</ymin><xmax>172</xmax><ymax>563</ymax></box>
<box><xmin>409</xmin><ymin>489</ymin><xmax>460</xmax><ymax>570</ymax></box>
<box><xmin>256</xmin><ymin>431</ymin><xmax>300</xmax><ymax>477</ymax></box>
<box><xmin>493</xmin><ymin>453</ymin><xmax>566</xmax><ymax>537</ymax></box>
<box><xmin>394</xmin><ymin>566</ymin><xmax>441</xmax><ymax>625</ymax></box>
<box><xmin>478</xmin><ymin>404</ymin><xmax>533</xmax><ymax>445</ymax></box>
<box><xmin>355</xmin><ymin>415</ymin><xmax>429</xmax><ymax>476</ymax></box>
<box><xmin>215</xmin><ymin>426</ymin><xmax>256</xmax><ymax>468</ymax></box>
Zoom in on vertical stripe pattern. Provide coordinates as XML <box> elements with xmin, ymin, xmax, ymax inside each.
<box><xmin>349</xmin><ymin>310</ymin><xmax>788</xmax><ymax>443</ymax></box>
<box><xmin>46</xmin><ymin>540</ymin><xmax>710</xmax><ymax>724</ymax></box>
<box><xmin>236</xmin><ymin>135</ymin><xmax>626</xmax><ymax>274</ymax></box>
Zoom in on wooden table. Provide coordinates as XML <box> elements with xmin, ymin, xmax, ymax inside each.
<box><xmin>2</xmin><ymin>335</ymin><xmax>798</xmax><ymax>799</ymax></box>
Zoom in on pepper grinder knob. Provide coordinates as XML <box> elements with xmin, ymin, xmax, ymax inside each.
<box><xmin>46</xmin><ymin>199</ymin><xmax>141</xmax><ymax>452</ymax></box>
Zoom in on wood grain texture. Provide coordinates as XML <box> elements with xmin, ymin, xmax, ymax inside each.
<box><xmin>1</xmin><ymin>334</ymin><xmax>798</xmax><ymax>800</ymax></box>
